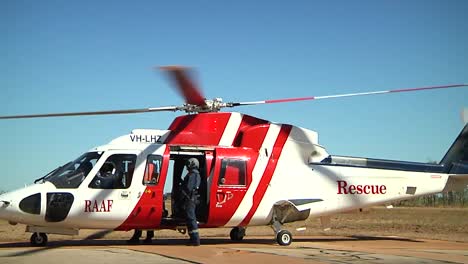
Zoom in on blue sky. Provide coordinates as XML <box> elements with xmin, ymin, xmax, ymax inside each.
<box><xmin>1</xmin><ymin>1</ymin><xmax>467</xmax><ymax>191</ymax></box>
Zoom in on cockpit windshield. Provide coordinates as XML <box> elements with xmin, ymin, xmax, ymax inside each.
<box><xmin>45</xmin><ymin>152</ymin><xmax>103</xmax><ymax>189</ymax></box>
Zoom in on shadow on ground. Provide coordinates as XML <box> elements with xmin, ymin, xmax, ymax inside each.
<box><xmin>0</xmin><ymin>235</ymin><xmax>422</xmax><ymax>257</ymax></box>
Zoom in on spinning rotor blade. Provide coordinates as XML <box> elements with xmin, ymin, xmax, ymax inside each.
<box><xmin>0</xmin><ymin>106</ymin><xmax>178</xmax><ymax>119</ymax></box>
<box><xmin>160</xmin><ymin>66</ymin><xmax>207</xmax><ymax>107</ymax></box>
<box><xmin>232</xmin><ymin>84</ymin><xmax>468</xmax><ymax>107</ymax></box>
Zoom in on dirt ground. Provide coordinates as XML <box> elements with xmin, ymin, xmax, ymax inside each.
<box><xmin>0</xmin><ymin>206</ymin><xmax>467</xmax><ymax>243</ymax></box>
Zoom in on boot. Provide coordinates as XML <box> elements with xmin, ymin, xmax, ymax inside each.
<box><xmin>143</xmin><ymin>230</ymin><xmax>154</xmax><ymax>244</ymax></box>
<box><xmin>188</xmin><ymin>232</ymin><xmax>200</xmax><ymax>246</ymax></box>
<box><xmin>127</xmin><ymin>230</ymin><xmax>142</xmax><ymax>244</ymax></box>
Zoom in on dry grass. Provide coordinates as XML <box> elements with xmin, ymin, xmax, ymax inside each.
<box><xmin>298</xmin><ymin>207</ymin><xmax>468</xmax><ymax>242</ymax></box>
<box><xmin>0</xmin><ymin>207</ymin><xmax>467</xmax><ymax>243</ymax></box>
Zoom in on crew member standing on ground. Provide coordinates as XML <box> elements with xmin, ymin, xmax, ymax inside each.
<box><xmin>127</xmin><ymin>229</ymin><xmax>154</xmax><ymax>244</ymax></box>
<box><xmin>182</xmin><ymin>157</ymin><xmax>201</xmax><ymax>246</ymax></box>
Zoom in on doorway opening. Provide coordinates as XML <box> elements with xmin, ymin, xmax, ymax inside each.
<box><xmin>162</xmin><ymin>150</ymin><xmax>211</xmax><ymax>224</ymax></box>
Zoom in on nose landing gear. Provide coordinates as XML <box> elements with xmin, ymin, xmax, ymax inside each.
<box><xmin>30</xmin><ymin>232</ymin><xmax>48</xmax><ymax>246</ymax></box>
<box><xmin>26</xmin><ymin>225</ymin><xmax>78</xmax><ymax>246</ymax></box>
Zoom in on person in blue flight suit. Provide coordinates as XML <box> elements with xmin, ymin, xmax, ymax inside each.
<box><xmin>182</xmin><ymin>157</ymin><xmax>201</xmax><ymax>246</ymax></box>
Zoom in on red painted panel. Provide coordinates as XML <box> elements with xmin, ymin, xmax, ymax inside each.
<box><xmin>165</xmin><ymin>112</ymin><xmax>270</xmax><ymax>147</ymax></box>
<box><xmin>116</xmin><ymin>146</ymin><xmax>170</xmax><ymax>230</ymax></box>
<box><xmin>164</xmin><ymin>113</ymin><xmax>232</xmax><ymax>145</ymax></box>
<box><xmin>239</xmin><ymin>125</ymin><xmax>292</xmax><ymax>226</ymax></box>
<box><xmin>239</xmin><ymin>124</ymin><xmax>271</xmax><ymax>150</ymax></box>
<box><xmin>232</xmin><ymin>115</ymin><xmax>269</xmax><ymax>147</ymax></box>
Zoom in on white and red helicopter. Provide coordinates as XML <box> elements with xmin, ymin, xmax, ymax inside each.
<box><xmin>0</xmin><ymin>66</ymin><xmax>467</xmax><ymax>246</ymax></box>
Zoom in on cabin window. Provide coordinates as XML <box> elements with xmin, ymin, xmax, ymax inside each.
<box><xmin>45</xmin><ymin>192</ymin><xmax>74</xmax><ymax>222</ymax></box>
<box><xmin>143</xmin><ymin>155</ymin><xmax>163</xmax><ymax>185</ymax></box>
<box><xmin>19</xmin><ymin>193</ymin><xmax>41</xmax><ymax>215</ymax></box>
<box><xmin>218</xmin><ymin>159</ymin><xmax>247</xmax><ymax>186</ymax></box>
<box><xmin>89</xmin><ymin>154</ymin><xmax>137</xmax><ymax>189</ymax></box>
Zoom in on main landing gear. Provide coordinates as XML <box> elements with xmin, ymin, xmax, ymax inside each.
<box><xmin>229</xmin><ymin>224</ymin><xmax>292</xmax><ymax>246</ymax></box>
<box><xmin>30</xmin><ymin>232</ymin><xmax>48</xmax><ymax>246</ymax></box>
<box><xmin>275</xmin><ymin>230</ymin><xmax>292</xmax><ymax>246</ymax></box>
<box><xmin>272</xmin><ymin>219</ymin><xmax>293</xmax><ymax>246</ymax></box>
<box><xmin>229</xmin><ymin>227</ymin><xmax>246</xmax><ymax>242</ymax></box>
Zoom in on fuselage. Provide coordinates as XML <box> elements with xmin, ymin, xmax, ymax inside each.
<box><xmin>0</xmin><ymin>112</ymin><xmax>451</xmax><ymax>232</ymax></box>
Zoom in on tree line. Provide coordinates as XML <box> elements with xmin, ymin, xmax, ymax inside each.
<box><xmin>396</xmin><ymin>188</ymin><xmax>468</xmax><ymax>207</ymax></box>
<box><xmin>397</xmin><ymin>160</ymin><xmax>468</xmax><ymax>207</ymax></box>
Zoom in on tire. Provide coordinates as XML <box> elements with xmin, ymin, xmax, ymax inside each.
<box><xmin>30</xmin><ymin>232</ymin><xmax>48</xmax><ymax>246</ymax></box>
<box><xmin>230</xmin><ymin>227</ymin><xmax>245</xmax><ymax>242</ymax></box>
<box><xmin>276</xmin><ymin>230</ymin><xmax>292</xmax><ymax>246</ymax></box>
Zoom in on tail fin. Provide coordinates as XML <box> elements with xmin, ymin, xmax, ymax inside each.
<box><xmin>440</xmin><ymin>124</ymin><xmax>468</xmax><ymax>174</ymax></box>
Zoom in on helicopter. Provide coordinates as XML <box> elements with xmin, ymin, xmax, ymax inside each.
<box><xmin>0</xmin><ymin>66</ymin><xmax>467</xmax><ymax>246</ymax></box>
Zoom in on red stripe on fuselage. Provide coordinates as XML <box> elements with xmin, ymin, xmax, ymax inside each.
<box><xmin>239</xmin><ymin>125</ymin><xmax>292</xmax><ymax>226</ymax></box>
<box><xmin>116</xmin><ymin>145</ymin><xmax>171</xmax><ymax>231</ymax></box>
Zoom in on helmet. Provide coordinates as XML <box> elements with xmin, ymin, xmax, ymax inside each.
<box><xmin>186</xmin><ymin>158</ymin><xmax>199</xmax><ymax>169</ymax></box>
<box><xmin>78</xmin><ymin>161</ymin><xmax>93</xmax><ymax>175</ymax></box>
<box><xmin>100</xmin><ymin>161</ymin><xmax>115</xmax><ymax>175</ymax></box>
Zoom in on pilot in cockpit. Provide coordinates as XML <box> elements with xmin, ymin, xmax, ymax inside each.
<box><xmin>78</xmin><ymin>161</ymin><xmax>93</xmax><ymax>177</ymax></box>
<box><xmin>99</xmin><ymin>162</ymin><xmax>115</xmax><ymax>176</ymax></box>
<box><xmin>94</xmin><ymin>162</ymin><xmax>116</xmax><ymax>188</ymax></box>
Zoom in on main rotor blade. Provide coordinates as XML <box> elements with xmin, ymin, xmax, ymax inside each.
<box><xmin>232</xmin><ymin>84</ymin><xmax>468</xmax><ymax>106</ymax></box>
<box><xmin>0</xmin><ymin>106</ymin><xmax>178</xmax><ymax>119</ymax></box>
<box><xmin>160</xmin><ymin>66</ymin><xmax>207</xmax><ymax>106</ymax></box>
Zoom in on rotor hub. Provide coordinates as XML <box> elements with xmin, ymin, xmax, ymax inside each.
<box><xmin>183</xmin><ymin>98</ymin><xmax>227</xmax><ymax>113</ymax></box>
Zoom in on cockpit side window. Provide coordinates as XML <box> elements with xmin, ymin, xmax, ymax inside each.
<box><xmin>46</xmin><ymin>152</ymin><xmax>102</xmax><ymax>189</ymax></box>
<box><xmin>89</xmin><ymin>154</ymin><xmax>137</xmax><ymax>189</ymax></box>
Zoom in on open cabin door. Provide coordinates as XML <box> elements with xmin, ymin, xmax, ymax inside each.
<box><xmin>206</xmin><ymin>147</ymin><xmax>254</xmax><ymax>227</ymax></box>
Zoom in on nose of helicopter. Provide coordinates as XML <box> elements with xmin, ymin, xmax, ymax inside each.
<box><xmin>0</xmin><ymin>183</ymin><xmax>51</xmax><ymax>224</ymax></box>
<box><xmin>0</xmin><ymin>192</ymin><xmax>13</xmax><ymax>219</ymax></box>
<box><xmin>0</xmin><ymin>193</ymin><xmax>19</xmax><ymax>223</ymax></box>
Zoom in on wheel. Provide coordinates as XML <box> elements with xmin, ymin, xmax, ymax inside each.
<box><xmin>276</xmin><ymin>230</ymin><xmax>292</xmax><ymax>246</ymax></box>
<box><xmin>230</xmin><ymin>227</ymin><xmax>245</xmax><ymax>241</ymax></box>
<box><xmin>30</xmin><ymin>232</ymin><xmax>48</xmax><ymax>246</ymax></box>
